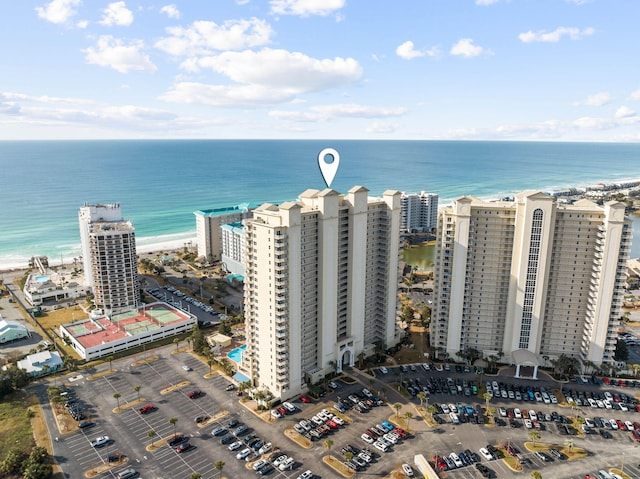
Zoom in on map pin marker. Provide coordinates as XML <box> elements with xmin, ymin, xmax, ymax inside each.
<box><xmin>318</xmin><ymin>148</ymin><xmax>340</xmax><ymax>188</ymax></box>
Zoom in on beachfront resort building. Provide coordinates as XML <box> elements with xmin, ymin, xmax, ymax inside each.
<box><xmin>241</xmin><ymin>186</ymin><xmax>403</xmax><ymax>399</ymax></box>
<box><xmin>194</xmin><ymin>204</ymin><xmax>258</xmax><ymax>261</ymax></box>
<box><xmin>400</xmin><ymin>191</ymin><xmax>439</xmax><ymax>232</ymax></box>
<box><xmin>431</xmin><ymin>191</ymin><xmax>631</xmax><ymax>373</ymax></box>
<box><xmin>220</xmin><ymin>222</ymin><xmax>246</xmax><ymax>277</ymax></box>
<box><xmin>78</xmin><ymin>203</ymin><xmax>140</xmax><ymax>315</ymax></box>
<box><xmin>0</xmin><ymin>317</ymin><xmax>30</xmax><ymax>343</ymax></box>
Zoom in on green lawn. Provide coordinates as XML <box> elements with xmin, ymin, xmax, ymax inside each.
<box><xmin>0</xmin><ymin>393</ymin><xmax>35</xmax><ymax>462</ymax></box>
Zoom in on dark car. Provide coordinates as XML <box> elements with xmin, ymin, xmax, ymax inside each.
<box><xmin>227</xmin><ymin>419</ymin><xmax>239</xmax><ymax>428</ymax></box>
<box><xmin>257</xmin><ymin>464</ymin><xmax>274</xmax><ymax>475</ymax></box>
<box><xmin>233</xmin><ymin>425</ymin><xmax>249</xmax><ymax>436</ymax></box>
<box><xmin>169</xmin><ymin>435</ymin><xmax>187</xmax><ymax>447</ymax></box>
<box><xmin>194</xmin><ymin>415</ymin><xmax>210</xmax><ymax>424</ymax></box>
<box><xmin>187</xmin><ymin>390</ymin><xmax>203</xmax><ymax>399</ymax></box>
<box><xmin>78</xmin><ymin>421</ymin><xmax>95</xmax><ymax>429</ymax></box>
<box><xmin>220</xmin><ymin>435</ymin><xmax>235</xmax><ymax>445</ymax></box>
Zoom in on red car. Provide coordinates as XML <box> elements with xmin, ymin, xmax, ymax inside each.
<box><xmin>187</xmin><ymin>390</ymin><xmax>202</xmax><ymax>399</ymax></box>
<box><xmin>277</xmin><ymin>406</ymin><xmax>288</xmax><ymax>416</ymax></box>
<box><xmin>632</xmin><ymin>430</ymin><xmax>640</xmax><ymax>442</ymax></box>
<box><xmin>300</xmin><ymin>395</ymin><xmax>312</xmax><ymax>403</ymax></box>
<box><xmin>176</xmin><ymin>442</ymin><xmax>192</xmax><ymax>453</ymax></box>
<box><xmin>138</xmin><ymin>404</ymin><xmax>156</xmax><ymax>414</ymax></box>
<box><xmin>616</xmin><ymin>419</ymin><xmax>626</xmax><ymax>431</ymax></box>
<box><xmin>393</xmin><ymin>427</ymin><xmax>409</xmax><ymax>438</ymax></box>
<box><xmin>326</xmin><ymin>420</ymin><xmax>339</xmax><ymax>429</ymax></box>
<box><xmin>435</xmin><ymin>456</ymin><xmax>447</xmax><ymax>470</ymax></box>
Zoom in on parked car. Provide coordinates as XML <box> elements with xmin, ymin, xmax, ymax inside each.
<box><xmin>90</xmin><ymin>436</ymin><xmax>110</xmax><ymax>448</ymax></box>
<box><xmin>137</xmin><ymin>404</ymin><xmax>155</xmax><ymax>414</ymax></box>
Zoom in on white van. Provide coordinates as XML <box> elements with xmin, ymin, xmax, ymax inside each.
<box><xmin>117</xmin><ymin>469</ymin><xmax>138</xmax><ymax>479</ymax></box>
<box><xmin>449</xmin><ymin>412</ymin><xmax>460</xmax><ymax>424</ymax></box>
<box><xmin>379</xmin><ymin>366</ymin><xmax>388</xmax><ymax>374</ymax></box>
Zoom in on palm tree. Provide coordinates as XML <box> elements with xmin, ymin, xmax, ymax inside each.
<box><xmin>147</xmin><ymin>429</ymin><xmax>157</xmax><ymax>447</ymax></box>
<box><xmin>564</xmin><ymin>438</ymin><xmax>574</xmax><ymax>452</ymax></box>
<box><xmin>173</xmin><ymin>338</ymin><xmax>180</xmax><ymax>351</ymax></box>
<box><xmin>207</xmin><ymin>357</ymin><xmax>215</xmax><ymax>373</ymax></box>
<box><xmin>404</xmin><ymin>411</ymin><xmax>413</xmax><ymax>432</ymax></box>
<box><xmin>482</xmin><ymin>392</ymin><xmax>493</xmax><ymax>409</ymax></box>
<box><xmin>328</xmin><ymin>360</ymin><xmax>337</xmax><ymax>377</ymax></box>
<box><xmin>113</xmin><ymin>392</ymin><xmax>121</xmax><ymax>409</ymax></box>
<box><xmin>323</xmin><ymin>439</ymin><xmax>334</xmax><ymax>451</ymax></box>
<box><xmin>393</xmin><ymin>402</ymin><xmax>403</xmax><ymax>419</ymax></box>
<box><xmin>344</xmin><ymin>451</ymin><xmax>354</xmax><ymax>462</ymax></box>
<box><xmin>530</xmin><ymin>471</ymin><xmax>542</xmax><ymax>479</ymax></box>
<box><xmin>134</xmin><ymin>386</ymin><xmax>141</xmax><ymax>402</ymax></box>
<box><xmin>417</xmin><ymin>391</ymin><xmax>427</xmax><ymax>408</ymax></box>
<box><xmin>190</xmin><ymin>474</ymin><xmax>202</xmax><ymax>479</ymax></box>
<box><xmin>169</xmin><ymin>417</ymin><xmax>178</xmax><ymax>438</ymax></box>
<box><xmin>214</xmin><ymin>460</ymin><xmax>225</xmax><ymax>478</ymax></box>
<box><xmin>107</xmin><ymin>355</ymin><xmax>114</xmax><ymax>371</ymax></box>
<box><xmin>528</xmin><ymin>430</ymin><xmax>540</xmax><ymax>447</ymax></box>
<box><xmin>427</xmin><ymin>404</ymin><xmax>437</xmax><ymax>418</ymax></box>
<box><xmin>357</xmin><ymin>351</ymin><xmax>366</xmax><ymax>368</ymax></box>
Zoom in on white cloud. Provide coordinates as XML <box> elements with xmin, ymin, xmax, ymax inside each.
<box><xmin>100</xmin><ymin>2</ymin><xmax>133</xmax><ymax>27</ymax></box>
<box><xmin>182</xmin><ymin>48</ymin><xmax>361</xmax><ymax>91</ymax></box>
<box><xmin>395</xmin><ymin>41</ymin><xmax>440</xmax><ymax>60</ymax></box>
<box><xmin>155</xmin><ymin>18</ymin><xmax>273</xmax><ymax>56</ymax></box>
<box><xmin>573</xmin><ymin>92</ymin><xmax>612</xmax><ymax>107</ymax></box>
<box><xmin>160</xmin><ymin>4</ymin><xmax>180</xmax><ymax>19</ymax></box>
<box><xmin>236</xmin><ymin>0</ymin><xmax>251</xmax><ymax>4</ymax></box>
<box><xmin>615</xmin><ymin>106</ymin><xmax>636</xmax><ymax>119</ymax></box>
<box><xmin>630</xmin><ymin>89</ymin><xmax>640</xmax><ymax>101</ymax></box>
<box><xmin>573</xmin><ymin>116</ymin><xmax>614</xmax><ymax>130</ymax></box>
<box><xmin>163</xmin><ymin>49</ymin><xmax>361</xmax><ymax>107</ymax></box>
<box><xmin>270</xmin><ymin>0</ymin><xmax>345</xmax><ymax>17</ymax></box>
<box><xmin>475</xmin><ymin>0</ymin><xmax>500</xmax><ymax>5</ymax></box>
<box><xmin>269</xmin><ymin>103</ymin><xmax>408</xmax><ymax>122</ymax></box>
<box><xmin>84</xmin><ymin>36</ymin><xmax>157</xmax><ymax>73</ymax></box>
<box><xmin>518</xmin><ymin>26</ymin><xmax>594</xmax><ymax>43</ymax></box>
<box><xmin>566</xmin><ymin>0</ymin><xmax>591</xmax><ymax>4</ymax></box>
<box><xmin>76</xmin><ymin>19</ymin><xmax>88</xmax><ymax>28</ymax></box>
<box><xmin>35</xmin><ymin>0</ymin><xmax>81</xmax><ymax>24</ymax></box>
<box><xmin>450</xmin><ymin>38</ymin><xmax>490</xmax><ymax>58</ymax></box>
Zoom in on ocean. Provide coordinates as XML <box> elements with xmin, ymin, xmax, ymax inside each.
<box><xmin>2</xmin><ymin>139</ymin><xmax>640</xmax><ymax>270</ymax></box>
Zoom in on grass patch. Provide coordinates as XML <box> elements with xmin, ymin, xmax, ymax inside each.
<box><xmin>610</xmin><ymin>468</ymin><xmax>632</xmax><ymax>479</ymax></box>
<box><xmin>0</xmin><ymin>392</ymin><xmax>36</xmax><ymax>463</ymax></box>
<box><xmin>560</xmin><ymin>446</ymin><xmax>588</xmax><ymax>461</ymax></box>
<box><xmin>496</xmin><ymin>447</ymin><xmax>522</xmax><ymax>471</ymax></box>
<box><xmin>323</xmin><ymin>454</ymin><xmax>355</xmax><ymax>478</ymax></box>
<box><xmin>524</xmin><ymin>442</ymin><xmax>551</xmax><ymax>452</ymax></box>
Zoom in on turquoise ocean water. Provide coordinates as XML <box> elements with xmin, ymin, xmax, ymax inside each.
<box><xmin>2</xmin><ymin>140</ymin><xmax>640</xmax><ymax>270</ymax></box>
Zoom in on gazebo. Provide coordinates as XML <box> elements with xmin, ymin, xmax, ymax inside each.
<box><xmin>511</xmin><ymin>349</ymin><xmax>540</xmax><ymax>379</ymax></box>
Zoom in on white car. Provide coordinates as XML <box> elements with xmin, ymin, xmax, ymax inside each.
<box><xmin>182</xmin><ymin>365</ymin><xmax>191</xmax><ymax>371</ymax></box>
<box><xmin>529</xmin><ymin>410</ymin><xmax>537</xmax><ymax>421</ymax></box>
<box><xmin>402</xmin><ymin>463</ymin><xmax>414</xmax><ymax>477</ymax></box>
<box><xmin>283</xmin><ymin>402</ymin><xmax>297</xmax><ymax>413</ymax></box>
<box><xmin>422</xmin><ymin>363</ymin><xmax>430</xmax><ymax>371</ymax></box>
<box><xmin>609</xmin><ymin>419</ymin><xmax>619</xmax><ymax>430</ymax></box>
<box><xmin>259</xmin><ymin>442</ymin><xmax>272</xmax><ymax>455</ymax></box>
<box><xmin>499</xmin><ymin>407</ymin><xmax>507</xmax><ymax>417</ymax></box>
<box><xmin>450</xmin><ymin>453</ymin><xmax>463</xmax><ymax>468</ymax></box>
<box><xmin>440</xmin><ymin>404</ymin><xmax>450</xmax><ymax>414</ymax></box>
<box><xmin>373</xmin><ymin>441</ymin><xmax>389</xmax><ymax>452</ymax></box>
<box><xmin>236</xmin><ymin>448</ymin><xmax>251</xmax><ymax>460</ymax></box>
<box><xmin>625</xmin><ymin>421</ymin><xmax>634</xmax><ymax>431</ymax></box>
<box><xmin>253</xmin><ymin>460</ymin><xmax>268</xmax><ymax>471</ymax></box>
<box><xmin>228</xmin><ymin>441</ymin><xmax>243</xmax><ymax>451</ymax></box>
<box><xmin>90</xmin><ymin>436</ymin><xmax>110</xmax><ymax>448</ymax></box>
<box><xmin>479</xmin><ymin>448</ymin><xmax>494</xmax><ymax>461</ymax></box>
<box><xmin>514</xmin><ymin>408</ymin><xmax>522</xmax><ymax>418</ymax></box>
<box><xmin>379</xmin><ymin>366</ymin><xmax>388</xmax><ymax>374</ymax></box>
<box><xmin>278</xmin><ymin>457</ymin><xmax>295</xmax><ymax>471</ymax></box>
<box><xmin>329</xmin><ymin>381</ymin><xmax>339</xmax><ymax>389</ymax></box>
<box><xmin>332</xmin><ymin>416</ymin><xmax>345</xmax><ymax>426</ymax></box>
<box><xmin>524</xmin><ymin>419</ymin><xmax>533</xmax><ymax>429</ymax></box>
<box><xmin>273</xmin><ymin>454</ymin><xmax>289</xmax><ymax>468</ymax></box>
<box><xmin>271</xmin><ymin>409</ymin><xmax>283</xmax><ymax>419</ymax></box>
<box><xmin>361</xmin><ymin>433</ymin><xmax>374</xmax><ymax>444</ymax></box>
<box><xmin>297</xmin><ymin>471</ymin><xmax>313</xmax><ymax>479</ymax></box>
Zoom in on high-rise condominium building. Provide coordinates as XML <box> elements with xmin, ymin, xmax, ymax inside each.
<box><xmin>79</xmin><ymin>203</ymin><xmax>140</xmax><ymax>314</ymax></box>
<box><xmin>431</xmin><ymin>191</ymin><xmax>631</xmax><ymax>368</ymax></box>
<box><xmin>242</xmin><ymin>186</ymin><xmax>402</xmax><ymax>399</ymax></box>
<box><xmin>220</xmin><ymin>222</ymin><xmax>246</xmax><ymax>276</ymax></box>
<box><xmin>400</xmin><ymin>191</ymin><xmax>439</xmax><ymax>232</ymax></box>
<box><xmin>194</xmin><ymin>204</ymin><xmax>257</xmax><ymax>260</ymax></box>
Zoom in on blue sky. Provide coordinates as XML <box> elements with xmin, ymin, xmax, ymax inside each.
<box><xmin>1</xmin><ymin>0</ymin><xmax>639</xmax><ymax>140</ymax></box>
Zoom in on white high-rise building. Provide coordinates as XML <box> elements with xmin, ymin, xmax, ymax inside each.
<box><xmin>431</xmin><ymin>191</ymin><xmax>631</xmax><ymax>372</ymax></box>
<box><xmin>79</xmin><ymin>203</ymin><xmax>140</xmax><ymax>314</ymax></box>
<box><xmin>242</xmin><ymin>186</ymin><xmax>402</xmax><ymax>399</ymax></box>
<box><xmin>194</xmin><ymin>204</ymin><xmax>257</xmax><ymax>260</ymax></box>
<box><xmin>400</xmin><ymin>191</ymin><xmax>439</xmax><ymax>232</ymax></box>
<box><xmin>220</xmin><ymin>222</ymin><xmax>246</xmax><ymax>276</ymax></box>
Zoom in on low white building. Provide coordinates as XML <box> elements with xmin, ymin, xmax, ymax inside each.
<box><xmin>23</xmin><ymin>273</ymin><xmax>84</xmax><ymax>306</ymax></box>
<box><xmin>17</xmin><ymin>351</ymin><xmax>63</xmax><ymax>377</ymax></box>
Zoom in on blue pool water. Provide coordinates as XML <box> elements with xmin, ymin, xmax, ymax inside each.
<box><xmin>34</xmin><ymin>275</ymin><xmax>50</xmax><ymax>282</ymax></box>
<box><xmin>227</xmin><ymin>344</ymin><xmax>247</xmax><ymax>364</ymax></box>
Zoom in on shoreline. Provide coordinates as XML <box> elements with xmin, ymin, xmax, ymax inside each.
<box><xmin>2</xmin><ymin>176</ymin><xmax>640</xmax><ymax>272</ymax></box>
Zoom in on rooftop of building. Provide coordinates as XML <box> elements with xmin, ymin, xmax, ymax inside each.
<box><xmin>90</xmin><ymin>220</ymin><xmax>135</xmax><ymax>233</ymax></box>
<box><xmin>194</xmin><ymin>203</ymin><xmax>260</xmax><ymax>217</ymax></box>
<box><xmin>221</xmin><ymin>222</ymin><xmax>245</xmax><ymax>234</ymax></box>
<box><xmin>62</xmin><ymin>302</ymin><xmax>193</xmax><ymax>349</ymax></box>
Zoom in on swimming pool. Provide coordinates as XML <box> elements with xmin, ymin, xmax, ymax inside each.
<box><xmin>227</xmin><ymin>344</ymin><xmax>247</xmax><ymax>364</ymax></box>
<box><xmin>34</xmin><ymin>275</ymin><xmax>50</xmax><ymax>282</ymax></box>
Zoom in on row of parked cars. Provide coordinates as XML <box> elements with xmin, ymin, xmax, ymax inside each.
<box><xmin>563</xmin><ymin>388</ymin><xmax>640</xmax><ymax>411</ymax></box>
<box><xmin>151</xmin><ymin>286</ymin><xmax>218</xmax><ymax>316</ymax></box>
<box><xmin>293</xmin><ymin>407</ymin><xmax>346</xmax><ymax>440</ymax></box>
<box><xmin>435</xmin><ymin>447</ymin><xmax>496</xmax><ymax>477</ymax></box>
<box><xmin>337</xmin><ymin>443</ymin><xmax>381</xmax><ymax>474</ymax></box>
<box><xmin>360</xmin><ymin>420</ymin><xmax>411</xmax><ymax>454</ymax></box>
<box><xmin>270</xmin><ymin>401</ymin><xmax>298</xmax><ymax>419</ymax></box>
<box><xmin>488</xmin><ymin>380</ymin><xmax>558</xmax><ymax>404</ymax></box>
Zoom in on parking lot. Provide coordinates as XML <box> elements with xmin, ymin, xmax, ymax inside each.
<box><xmin>39</xmin><ymin>348</ymin><xmax>640</xmax><ymax>479</ymax></box>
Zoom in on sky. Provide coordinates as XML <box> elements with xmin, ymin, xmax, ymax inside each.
<box><xmin>1</xmin><ymin>0</ymin><xmax>640</xmax><ymax>141</ymax></box>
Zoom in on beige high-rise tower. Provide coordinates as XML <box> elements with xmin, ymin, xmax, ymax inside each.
<box><xmin>242</xmin><ymin>186</ymin><xmax>402</xmax><ymax>399</ymax></box>
<box><xmin>79</xmin><ymin>203</ymin><xmax>140</xmax><ymax>315</ymax></box>
<box><xmin>432</xmin><ymin>191</ymin><xmax>631</xmax><ymax>370</ymax></box>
